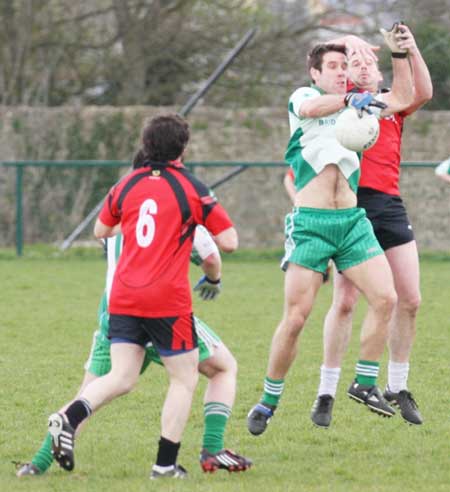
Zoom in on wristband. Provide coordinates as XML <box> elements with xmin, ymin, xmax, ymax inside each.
<box><xmin>205</xmin><ymin>276</ymin><xmax>221</xmax><ymax>284</ymax></box>
<box><xmin>391</xmin><ymin>52</ymin><xmax>408</xmax><ymax>58</ymax></box>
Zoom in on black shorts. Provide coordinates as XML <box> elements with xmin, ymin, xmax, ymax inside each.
<box><xmin>108</xmin><ymin>313</ymin><xmax>198</xmax><ymax>356</ymax></box>
<box><xmin>357</xmin><ymin>187</ymin><xmax>415</xmax><ymax>251</ymax></box>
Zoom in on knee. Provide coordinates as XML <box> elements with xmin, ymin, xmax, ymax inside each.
<box><xmin>225</xmin><ymin>353</ymin><xmax>238</xmax><ymax>378</ymax></box>
<box><xmin>334</xmin><ymin>295</ymin><xmax>357</xmax><ymax>319</ymax></box>
<box><xmin>375</xmin><ymin>289</ymin><xmax>398</xmax><ymax>317</ymax></box>
<box><xmin>283</xmin><ymin>307</ymin><xmax>307</xmax><ymax>338</ymax></box>
<box><xmin>397</xmin><ymin>291</ymin><xmax>421</xmax><ymax>317</ymax></box>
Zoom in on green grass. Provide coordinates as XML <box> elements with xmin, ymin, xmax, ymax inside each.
<box><xmin>1</xmin><ymin>250</ymin><xmax>449</xmax><ymax>491</ymax></box>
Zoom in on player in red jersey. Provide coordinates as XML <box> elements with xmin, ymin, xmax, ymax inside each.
<box><xmin>46</xmin><ymin>114</ymin><xmax>238</xmax><ymax>479</ymax></box>
<box><xmin>307</xmin><ymin>24</ymin><xmax>433</xmax><ymax>427</ymax></box>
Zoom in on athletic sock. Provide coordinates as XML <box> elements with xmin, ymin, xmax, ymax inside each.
<box><xmin>355</xmin><ymin>360</ymin><xmax>379</xmax><ymax>386</ymax></box>
<box><xmin>202</xmin><ymin>402</ymin><xmax>231</xmax><ymax>454</ymax></box>
<box><xmin>388</xmin><ymin>360</ymin><xmax>410</xmax><ymax>392</ymax></box>
<box><xmin>31</xmin><ymin>433</ymin><xmax>53</xmax><ymax>473</ymax></box>
<box><xmin>261</xmin><ymin>376</ymin><xmax>284</xmax><ymax>407</ymax></box>
<box><xmin>318</xmin><ymin>365</ymin><xmax>341</xmax><ymax>398</ymax></box>
<box><xmin>64</xmin><ymin>398</ymin><xmax>92</xmax><ymax>430</ymax></box>
<box><xmin>156</xmin><ymin>436</ymin><xmax>180</xmax><ymax>467</ymax></box>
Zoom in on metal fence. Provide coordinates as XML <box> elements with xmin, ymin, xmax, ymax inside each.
<box><xmin>0</xmin><ymin>160</ymin><xmax>439</xmax><ymax>256</ymax></box>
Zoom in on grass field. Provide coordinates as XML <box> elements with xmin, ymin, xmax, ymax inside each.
<box><xmin>1</xmin><ymin>247</ymin><xmax>449</xmax><ymax>492</ymax></box>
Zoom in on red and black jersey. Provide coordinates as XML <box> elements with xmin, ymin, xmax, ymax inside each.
<box><xmin>98</xmin><ymin>162</ymin><xmax>233</xmax><ymax>317</ymax></box>
<box><xmin>359</xmin><ymin>113</ymin><xmax>405</xmax><ymax>196</ymax></box>
<box><xmin>347</xmin><ymin>82</ymin><xmax>406</xmax><ymax>196</ymax></box>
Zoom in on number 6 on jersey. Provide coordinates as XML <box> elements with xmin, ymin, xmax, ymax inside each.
<box><xmin>136</xmin><ymin>199</ymin><xmax>157</xmax><ymax>247</ymax></box>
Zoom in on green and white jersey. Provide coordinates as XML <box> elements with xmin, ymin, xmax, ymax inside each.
<box><xmin>285</xmin><ymin>84</ymin><xmax>360</xmax><ymax>193</ymax></box>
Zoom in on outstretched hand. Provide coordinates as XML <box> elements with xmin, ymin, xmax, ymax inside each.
<box><xmin>344</xmin><ymin>35</ymin><xmax>380</xmax><ymax>62</ymax></box>
<box><xmin>344</xmin><ymin>91</ymin><xmax>386</xmax><ymax>116</ymax></box>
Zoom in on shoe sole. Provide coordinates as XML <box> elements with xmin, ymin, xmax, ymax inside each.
<box><xmin>247</xmin><ymin>426</ymin><xmax>267</xmax><ymax>436</ymax></box>
<box><xmin>311</xmin><ymin>417</ymin><xmax>331</xmax><ymax>428</ymax></box>
<box><xmin>247</xmin><ymin>405</ymin><xmax>273</xmax><ymax>436</ymax></box>
<box><xmin>150</xmin><ymin>475</ymin><xmax>187</xmax><ymax>479</ymax></box>
<box><xmin>247</xmin><ymin>416</ymin><xmax>270</xmax><ymax>436</ymax></box>
<box><xmin>201</xmin><ymin>464</ymin><xmax>251</xmax><ymax>473</ymax></box>
<box><xmin>48</xmin><ymin>414</ymin><xmax>75</xmax><ymax>471</ymax></box>
<box><xmin>347</xmin><ymin>393</ymin><xmax>395</xmax><ymax>417</ymax></box>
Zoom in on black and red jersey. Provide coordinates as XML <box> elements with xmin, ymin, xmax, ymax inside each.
<box><xmin>347</xmin><ymin>82</ymin><xmax>406</xmax><ymax>196</ymax></box>
<box><xmin>359</xmin><ymin>112</ymin><xmax>405</xmax><ymax>196</ymax></box>
<box><xmin>98</xmin><ymin>162</ymin><xmax>233</xmax><ymax>317</ymax></box>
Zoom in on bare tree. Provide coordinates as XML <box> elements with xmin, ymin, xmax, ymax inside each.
<box><xmin>0</xmin><ymin>0</ymin><xmax>448</xmax><ymax>107</ymax></box>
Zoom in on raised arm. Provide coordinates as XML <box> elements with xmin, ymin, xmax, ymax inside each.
<box><xmin>380</xmin><ymin>57</ymin><xmax>414</xmax><ymax>116</ymax></box>
<box><xmin>376</xmin><ymin>23</ymin><xmax>415</xmax><ymax>116</ymax></box>
<box><xmin>395</xmin><ymin>24</ymin><xmax>433</xmax><ymax>115</ymax></box>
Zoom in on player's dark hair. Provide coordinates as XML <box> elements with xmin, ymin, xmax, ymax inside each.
<box><xmin>139</xmin><ymin>113</ymin><xmax>190</xmax><ymax>165</ymax></box>
<box><xmin>307</xmin><ymin>43</ymin><xmax>347</xmax><ymax>81</ymax></box>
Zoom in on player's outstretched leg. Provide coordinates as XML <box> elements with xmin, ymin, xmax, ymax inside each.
<box><xmin>200</xmin><ymin>449</ymin><xmax>252</xmax><ymax>473</ymax></box>
<box><xmin>383</xmin><ymin>387</ymin><xmax>422</xmax><ymax>425</ymax></box>
<box><xmin>347</xmin><ymin>381</ymin><xmax>395</xmax><ymax>417</ymax></box>
<box><xmin>48</xmin><ymin>413</ymin><xmax>76</xmax><ymax>471</ymax></box>
<box><xmin>197</xmin><ymin>344</ymin><xmax>252</xmax><ymax>473</ymax></box>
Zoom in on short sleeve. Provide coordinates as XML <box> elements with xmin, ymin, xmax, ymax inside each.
<box><xmin>98</xmin><ymin>186</ymin><xmax>121</xmax><ymax>227</ymax></box>
<box><xmin>203</xmin><ymin>203</ymin><xmax>233</xmax><ymax>236</ymax></box>
<box><xmin>289</xmin><ymin>87</ymin><xmax>321</xmax><ymax>119</ymax></box>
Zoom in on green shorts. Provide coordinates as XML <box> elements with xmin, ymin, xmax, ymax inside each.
<box><xmin>281</xmin><ymin>207</ymin><xmax>383</xmax><ymax>274</ymax></box>
<box><xmin>84</xmin><ymin>316</ymin><xmax>221</xmax><ymax>377</ymax></box>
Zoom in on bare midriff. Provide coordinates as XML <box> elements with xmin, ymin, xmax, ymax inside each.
<box><xmin>294</xmin><ymin>164</ymin><xmax>356</xmax><ymax>209</ymax></box>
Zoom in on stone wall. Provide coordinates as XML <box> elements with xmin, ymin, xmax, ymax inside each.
<box><xmin>0</xmin><ymin>106</ymin><xmax>449</xmax><ymax>250</ymax></box>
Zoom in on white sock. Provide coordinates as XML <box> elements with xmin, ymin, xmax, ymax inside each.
<box><xmin>318</xmin><ymin>365</ymin><xmax>341</xmax><ymax>398</ymax></box>
<box><xmin>388</xmin><ymin>361</ymin><xmax>409</xmax><ymax>393</ymax></box>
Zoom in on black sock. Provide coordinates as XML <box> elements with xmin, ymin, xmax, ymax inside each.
<box><xmin>155</xmin><ymin>436</ymin><xmax>180</xmax><ymax>467</ymax></box>
<box><xmin>64</xmin><ymin>399</ymin><xmax>92</xmax><ymax>431</ymax></box>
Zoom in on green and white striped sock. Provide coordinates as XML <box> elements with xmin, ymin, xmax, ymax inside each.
<box><xmin>31</xmin><ymin>432</ymin><xmax>53</xmax><ymax>473</ymax></box>
<box><xmin>202</xmin><ymin>402</ymin><xmax>231</xmax><ymax>454</ymax></box>
<box><xmin>261</xmin><ymin>376</ymin><xmax>284</xmax><ymax>407</ymax></box>
<box><xmin>355</xmin><ymin>360</ymin><xmax>379</xmax><ymax>386</ymax></box>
